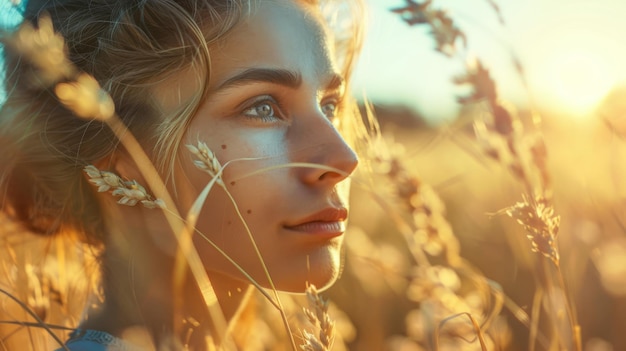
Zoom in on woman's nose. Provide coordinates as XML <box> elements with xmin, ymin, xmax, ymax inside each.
<box><xmin>294</xmin><ymin>116</ymin><xmax>359</xmax><ymax>187</ymax></box>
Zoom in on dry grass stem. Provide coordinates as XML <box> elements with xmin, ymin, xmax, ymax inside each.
<box><xmin>233</xmin><ymin>163</ymin><xmax>350</xmax><ymax>182</ymax></box>
<box><xmin>0</xmin><ymin>288</ymin><xmax>67</xmax><ymax>350</ymax></box>
<box><xmin>434</xmin><ymin>312</ymin><xmax>487</xmax><ymax>351</ymax></box>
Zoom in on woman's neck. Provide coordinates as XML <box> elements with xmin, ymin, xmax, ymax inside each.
<box><xmin>80</xmin><ymin>215</ymin><xmax>254</xmax><ymax>350</ymax></box>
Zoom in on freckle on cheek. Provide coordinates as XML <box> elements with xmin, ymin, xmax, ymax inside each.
<box><xmin>230</xmin><ymin>181</ymin><xmax>236</xmax><ymax>186</ymax></box>
<box><xmin>227</xmin><ymin>220</ymin><xmax>232</xmax><ymax>225</ymax></box>
<box><xmin>247</xmin><ymin>209</ymin><xmax>252</xmax><ymax>214</ymax></box>
<box><xmin>221</xmin><ymin>144</ymin><xmax>227</xmax><ymax>150</ymax></box>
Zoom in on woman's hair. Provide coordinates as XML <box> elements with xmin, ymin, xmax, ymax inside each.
<box><xmin>0</xmin><ymin>0</ymin><xmax>364</xmax><ymax>244</ymax></box>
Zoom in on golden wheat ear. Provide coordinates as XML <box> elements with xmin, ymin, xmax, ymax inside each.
<box><xmin>186</xmin><ymin>142</ymin><xmax>224</xmax><ymax>186</ymax></box>
<box><xmin>83</xmin><ymin>165</ymin><xmax>166</xmax><ymax>209</ymax></box>
<box><xmin>301</xmin><ymin>284</ymin><xmax>335</xmax><ymax>351</ymax></box>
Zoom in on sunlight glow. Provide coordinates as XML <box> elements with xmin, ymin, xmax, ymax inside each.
<box><xmin>543</xmin><ymin>50</ymin><xmax>614</xmax><ymax>118</ymax></box>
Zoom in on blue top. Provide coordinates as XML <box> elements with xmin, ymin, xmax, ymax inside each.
<box><xmin>54</xmin><ymin>330</ymin><xmax>143</xmax><ymax>351</ymax></box>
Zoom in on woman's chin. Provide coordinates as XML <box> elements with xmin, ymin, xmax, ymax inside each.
<box><xmin>270</xmin><ymin>265</ymin><xmax>341</xmax><ymax>293</ymax></box>
<box><xmin>231</xmin><ymin>245</ymin><xmax>344</xmax><ymax>293</ymax></box>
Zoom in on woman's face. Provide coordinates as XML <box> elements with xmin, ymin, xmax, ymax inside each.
<box><xmin>173</xmin><ymin>0</ymin><xmax>358</xmax><ymax>292</ymax></box>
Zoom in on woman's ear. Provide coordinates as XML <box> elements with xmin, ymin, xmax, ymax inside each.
<box><xmin>87</xmin><ymin>148</ymin><xmax>141</xmax><ymax>187</ymax></box>
<box><xmin>108</xmin><ymin>148</ymin><xmax>144</xmax><ymax>184</ymax></box>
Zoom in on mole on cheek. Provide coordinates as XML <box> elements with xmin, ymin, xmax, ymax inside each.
<box><xmin>230</xmin><ymin>181</ymin><xmax>236</xmax><ymax>186</ymax></box>
<box><xmin>246</xmin><ymin>209</ymin><xmax>252</xmax><ymax>214</ymax></box>
<box><xmin>221</xmin><ymin>144</ymin><xmax>227</xmax><ymax>150</ymax></box>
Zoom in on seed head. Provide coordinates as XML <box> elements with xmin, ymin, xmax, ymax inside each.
<box><xmin>300</xmin><ymin>284</ymin><xmax>334</xmax><ymax>351</ymax></box>
<box><xmin>4</xmin><ymin>13</ymin><xmax>75</xmax><ymax>85</ymax></box>
<box><xmin>186</xmin><ymin>142</ymin><xmax>224</xmax><ymax>186</ymax></box>
<box><xmin>55</xmin><ymin>73</ymin><xmax>115</xmax><ymax>121</ymax></box>
<box><xmin>505</xmin><ymin>196</ymin><xmax>560</xmax><ymax>264</ymax></box>
<box><xmin>300</xmin><ymin>330</ymin><xmax>325</xmax><ymax>351</ymax></box>
<box><xmin>83</xmin><ymin>165</ymin><xmax>165</xmax><ymax>209</ymax></box>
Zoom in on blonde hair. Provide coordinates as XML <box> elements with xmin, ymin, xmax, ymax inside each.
<box><xmin>0</xmin><ymin>0</ymin><xmax>365</xmax><ymax>244</ymax></box>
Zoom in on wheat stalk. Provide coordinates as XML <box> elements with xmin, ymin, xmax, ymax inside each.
<box><xmin>83</xmin><ymin>165</ymin><xmax>166</xmax><ymax>209</ymax></box>
<box><xmin>390</xmin><ymin>1</ymin><xmax>582</xmax><ymax>350</ymax></box>
<box><xmin>300</xmin><ymin>284</ymin><xmax>334</xmax><ymax>351</ymax></box>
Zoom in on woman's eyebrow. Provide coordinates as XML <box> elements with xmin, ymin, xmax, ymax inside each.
<box><xmin>212</xmin><ymin>68</ymin><xmax>345</xmax><ymax>92</ymax></box>
<box><xmin>326</xmin><ymin>73</ymin><xmax>345</xmax><ymax>92</ymax></box>
<box><xmin>214</xmin><ymin>68</ymin><xmax>303</xmax><ymax>91</ymax></box>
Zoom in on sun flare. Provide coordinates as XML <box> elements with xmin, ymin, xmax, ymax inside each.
<box><xmin>541</xmin><ymin>50</ymin><xmax>614</xmax><ymax>118</ymax></box>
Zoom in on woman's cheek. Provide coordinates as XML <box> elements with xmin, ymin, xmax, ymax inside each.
<box><xmin>217</xmin><ymin>130</ymin><xmax>291</xmax><ymax>179</ymax></box>
<box><xmin>231</xmin><ymin>127</ymin><xmax>289</xmax><ymax>157</ymax></box>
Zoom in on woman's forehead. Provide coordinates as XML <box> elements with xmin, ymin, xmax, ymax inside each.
<box><xmin>207</xmin><ymin>0</ymin><xmax>338</xmax><ymax>89</ymax></box>
<box><xmin>153</xmin><ymin>0</ymin><xmax>339</xmax><ymax>112</ymax></box>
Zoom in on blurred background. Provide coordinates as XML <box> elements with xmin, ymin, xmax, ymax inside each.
<box><xmin>332</xmin><ymin>0</ymin><xmax>626</xmax><ymax>350</ymax></box>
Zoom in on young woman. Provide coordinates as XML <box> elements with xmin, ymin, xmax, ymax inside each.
<box><xmin>0</xmin><ymin>0</ymin><xmax>365</xmax><ymax>349</ymax></box>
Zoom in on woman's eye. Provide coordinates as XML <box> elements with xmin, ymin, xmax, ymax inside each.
<box><xmin>321</xmin><ymin>101</ymin><xmax>338</xmax><ymax>119</ymax></box>
<box><xmin>241</xmin><ymin>98</ymin><xmax>282</xmax><ymax>122</ymax></box>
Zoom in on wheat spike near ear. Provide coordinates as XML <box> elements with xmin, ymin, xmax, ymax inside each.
<box><xmin>83</xmin><ymin>165</ymin><xmax>166</xmax><ymax>209</ymax></box>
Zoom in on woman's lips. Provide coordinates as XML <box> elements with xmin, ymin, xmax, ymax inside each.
<box><xmin>285</xmin><ymin>220</ymin><xmax>346</xmax><ymax>235</ymax></box>
<box><xmin>285</xmin><ymin>207</ymin><xmax>348</xmax><ymax>236</ymax></box>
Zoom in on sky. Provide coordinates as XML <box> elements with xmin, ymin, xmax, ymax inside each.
<box><xmin>3</xmin><ymin>0</ymin><xmax>626</xmax><ymax>123</ymax></box>
<box><xmin>351</xmin><ymin>0</ymin><xmax>626</xmax><ymax>123</ymax></box>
